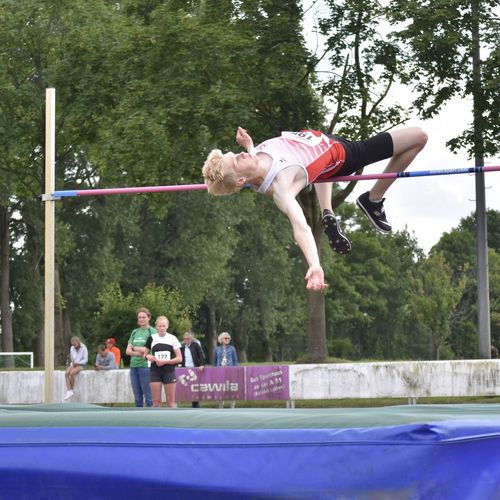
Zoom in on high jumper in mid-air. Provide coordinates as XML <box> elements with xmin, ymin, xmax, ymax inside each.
<box><xmin>202</xmin><ymin>126</ymin><xmax>427</xmax><ymax>291</ymax></box>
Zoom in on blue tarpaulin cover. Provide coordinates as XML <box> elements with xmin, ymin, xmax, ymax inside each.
<box><xmin>1</xmin><ymin>404</ymin><xmax>500</xmax><ymax>499</ymax></box>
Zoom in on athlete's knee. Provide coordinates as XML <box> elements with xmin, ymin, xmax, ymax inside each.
<box><xmin>412</xmin><ymin>127</ymin><xmax>428</xmax><ymax>150</ymax></box>
<box><xmin>391</xmin><ymin>127</ymin><xmax>427</xmax><ymax>154</ymax></box>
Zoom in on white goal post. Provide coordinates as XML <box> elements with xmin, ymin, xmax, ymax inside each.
<box><xmin>0</xmin><ymin>352</ymin><xmax>34</xmax><ymax>369</ymax></box>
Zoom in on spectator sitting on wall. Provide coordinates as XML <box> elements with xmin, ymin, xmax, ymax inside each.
<box><xmin>95</xmin><ymin>345</ymin><xmax>117</xmax><ymax>370</ymax></box>
<box><xmin>64</xmin><ymin>336</ymin><xmax>88</xmax><ymax>400</ymax></box>
<box><xmin>105</xmin><ymin>338</ymin><xmax>122</xmax><ymax>368</ymax></box>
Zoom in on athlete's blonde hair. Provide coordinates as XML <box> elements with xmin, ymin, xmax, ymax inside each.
<box><xmin>202</xmin><ymin>149</ymin><xmax>242</xmax><ymax>196</ymax></box>
<box><xmin>155</xmin><ymin>315</ymin><xmax>169</xmax><ymax>328</ymax></box>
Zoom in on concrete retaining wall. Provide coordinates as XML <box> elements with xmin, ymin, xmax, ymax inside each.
<box><xmin>1</xmin><ymin>360</ymin><xmax>499</xmax><ymax>404</ymax></box>
<box><xmin>289</xmin><ymin>360</ymin><xmax>500</xmax><ymax>399</ymax></box>
<box><xmin>0</xmin><ymin>370</ymin><xmax>135</xmax><ymax>404</ymax></box>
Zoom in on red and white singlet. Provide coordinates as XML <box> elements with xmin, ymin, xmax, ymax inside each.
<box><xmin>253</xmin><ymin>130</ymin><xmax>345</xmax><ymax>193</ymax></box>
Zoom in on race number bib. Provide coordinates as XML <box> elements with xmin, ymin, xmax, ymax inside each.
<box><xmin>281</xmin><ymin>130</ymin><xmax>323</xmax><ymax>147</ymax></box>
<box><xmin>155</xmin><ymin>351</ymin><xmax>171</xmax><ymax>361</ymax></box>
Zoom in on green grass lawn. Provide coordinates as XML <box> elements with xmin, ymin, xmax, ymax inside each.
<box><xmin>101</xmin><ymin>395</ymin><xmax>500</xmax><ymax>409</ymax></box>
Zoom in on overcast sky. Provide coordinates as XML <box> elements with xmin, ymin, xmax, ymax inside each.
<box><xmin>303</xmin><ymin>2</ymin><xmax>500</xmax><ymax>252</ymax></box>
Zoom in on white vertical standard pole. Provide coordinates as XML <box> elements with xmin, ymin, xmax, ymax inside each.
<box><xmin>44</xmin><ymin>88</ymin><xmax>56</xmax><ymax>403</ymax></box>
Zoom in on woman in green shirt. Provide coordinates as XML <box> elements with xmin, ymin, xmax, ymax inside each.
<box><xmin>126</xmin><ymin>307</ymin><xmax>155</xmax><ymax>407</ymax></box>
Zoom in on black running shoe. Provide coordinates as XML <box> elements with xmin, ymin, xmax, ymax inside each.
<box><xmin>356</xmin><ymin>191</ymin><xmax>392</xmax><ymax>233</ymax></box>
<box><xmin>322</xmin><ymin>210</ymin><xmax>352</xmax><ymax>255</ymax></box>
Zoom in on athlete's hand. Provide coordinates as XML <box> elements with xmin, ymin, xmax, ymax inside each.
<box><xmin>305</xmin><ymin>265</ymin><xmax>328</xmax><ymax>292</ymax></box>
<box><xmin>236</xmin><ymin>126</ymin><xmax>254</xmax><ymax>151</ymax></box>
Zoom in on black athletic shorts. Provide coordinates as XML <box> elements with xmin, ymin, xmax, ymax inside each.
<box><xmin>329</xmin><ymin>132</ymin><xmax>394</xmax><ymax>177</ymax></box>
<box><xmin>150</xmin><ymin>368</ymin><xmax>176</xmax><ymax>384</ymax></box>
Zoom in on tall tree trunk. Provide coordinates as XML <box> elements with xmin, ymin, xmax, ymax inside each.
<box><xmin>471</xmin><ymin>0</ymin><xmax>490</xmax><ymax>359</ymax></box>
<box><xmin>205</xmin><ymin>302</ymin><xmax>217</xmax><ymax>365</ymax></box>
<box><xmin>63</xmin><ymin>309</ymin><xmax>72</xmax><ymax>363</ymax></box>
<box><xmin>307</xmin><ymin>289</ymin><xmax>327</xmax><ymax>362</ymax></box>
<box><xmin>262</xmin><ymin>334</ymin><xmax>272</xmax><ymax>362</ymax></box>
<box><xmin>430</xmin><ymin>332</ymin><xmax>440</xmax><ymax>361</ymax></box>
<box><xmin>234</xmin><ymin>311</ymin><xmax>248</xmax><ymax>364</ymax></box>
<box><xmin>25</xmin><ymin>210</ymin><xmax>44</xmax><ymax>367</ymax></box>
<box><xmin>259</xmin><ymin>298</ymin><xmax>273</xmax><ymax>362</ymax></box>
<box><xmin>0</xmin><ymin>206</ymin><xmax>14</xmax><ymax>367</ymax></box>
<box><xmin>36</xmin><ymin>293</ymin><xmax>45</xmax><ymax>368</ymax></box>
<box><xmin>299</xmin><ymin>190</ymin><xmax>328</xmax><ymax>362</ymax></box>
<box><xmin>237</xmin><ymin>346</ymin><xmax>248</xmax><ymax>363</ymax></box>
<box><xmin>54</xmin><ymin>263</ymin><xmax>67</xmax><ymax>365</ymax></box>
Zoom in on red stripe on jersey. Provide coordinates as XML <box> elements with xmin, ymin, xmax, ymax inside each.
<box><xmin>300</xmin><ymin>132</ymin><xmax>346</xmax><ymax>182</ymax></box>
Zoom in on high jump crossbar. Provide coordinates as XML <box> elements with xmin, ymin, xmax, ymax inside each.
<box><xmin>47</xmin><ymin>165</ymin><xmax>500</xmax><ymax>199</ymax></box>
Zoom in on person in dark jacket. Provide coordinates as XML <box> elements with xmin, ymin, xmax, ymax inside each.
<box><xmin>180</xmin><ymin>331</ymin><xmax>206</xmax><ymax>408</ymax></box>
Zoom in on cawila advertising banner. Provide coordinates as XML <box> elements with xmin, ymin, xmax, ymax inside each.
<box><xmin>175</xmin><ymin>365</ymin><xmax>289</xmax><ymax>401</ymax></box>
<box><xmin>176</xmin><ymin>367</ymin><xmax>245</xmax><ymax>402</ymax></box>
<box><xmin>245</xmin><ymin>365</ymin><xmax>289</xmax><ymax>400</ymax></box>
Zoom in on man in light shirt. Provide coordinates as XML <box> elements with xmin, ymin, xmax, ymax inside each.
<box><xmin>180</xmin><ymin>331</ymin><xmax>205</xmax><ymax>408</ymax></box>
<box><xmin>95</xmin><ymin>345</ymin><xmax>117</xmax><ymax>370</ymax></box>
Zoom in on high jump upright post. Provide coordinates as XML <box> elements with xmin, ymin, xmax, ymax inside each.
<box><xmin>44</xmin><ymin>88</ymin><xmax>56</xmax><ymax>403</ymax></box>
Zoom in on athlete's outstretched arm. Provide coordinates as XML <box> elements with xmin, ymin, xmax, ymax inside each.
<box><xmin>235</xmin><ymin>126</ymin><xmax>254</xmax><ymax>151</ymax></box>
<box><xmin>273</xmin><ymin>192</ymin><xmax>327</xmax><ymax>291</ymax></box>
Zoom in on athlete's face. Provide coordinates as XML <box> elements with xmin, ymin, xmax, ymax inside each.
<box><xmin>222</xmin><ymin>151</ymin><xmax>257</xmax><ymax>177</ymax></box>
<box><xmin>156</xmin><ymin>319</ymin><xmax>168</xmax><ymax>336</ymax></box>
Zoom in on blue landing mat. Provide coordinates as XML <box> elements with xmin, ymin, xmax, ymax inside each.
<box><xmin>0</xmin><ymin>404</ymin><xmax>500</xmax><ymax>499</ymax></box>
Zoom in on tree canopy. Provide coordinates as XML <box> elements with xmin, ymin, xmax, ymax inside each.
<box><xmin>0</xmin><ymin>0</ymin><xmax>498</xmax><ymax>366</ymax></box>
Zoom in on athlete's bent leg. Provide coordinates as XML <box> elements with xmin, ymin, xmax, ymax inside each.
<box><xmin>314</xmin><ymin>183</ymin><xmax>351</xmax><ymax>254</ymax></box>
<box><xmin>369</xmin><ymin>127</ymin><xmax>428</xmax><ymax>200</ymax></box>
<box><xmin>314</xmin><ymin>182</ymin><xmax>333</xmax><ymax>213</ymax></box>
<box><xmin>357</xmin><ymin>127</ymin><xmax>427</xmax><ymax>233</ymax></box>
